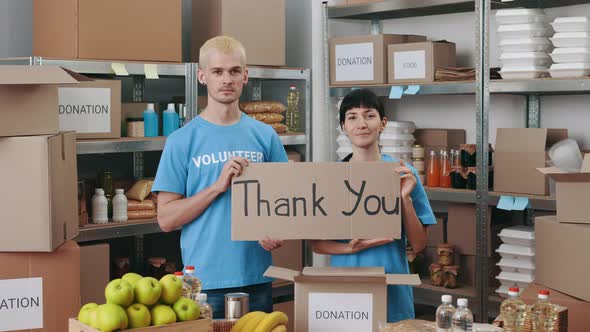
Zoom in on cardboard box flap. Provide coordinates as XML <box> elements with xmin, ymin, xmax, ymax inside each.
<box><xmin>583</xmin><ymin>154</ymin><xmax>590</xmax><ymax>171</ymax></box>
<box><xmin>496</xmin><ymin>128</ymin><xmax>549</xmax><ymax>152</ymax></box>
<box><xmin>264</xmin><ymin>266</ymin><xmax>300</xmax><ymax>282</ymax></box>
<box><xmin>0</xmin><ymin>66</ymin><xmax>83</xmax><ymax>85</ymax></box>
<box><xmin>537</xmin><ymin>166</ymin><xmax>590</xmax><ymax>182</ymax></box>
<box><xmin>301</xmin><ymin>266</ymin><xmax>385</xmax><ymax>277</ymax></box>
<box><xmin>385</xmin><ymin>273</ymin><xmax>421</xmax><ymax>286</ymax></box>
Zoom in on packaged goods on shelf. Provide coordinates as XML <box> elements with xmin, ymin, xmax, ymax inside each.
<box><xmin>551</xmin><ymin>31</ymin><xmax>590</xmax><ymax>48</ymax></box>
<box><xmin>549</xmin><ymin>62</ymin><xmax>590</xmax><ymax>77</ymax></box>
<box><xmin>496</xmin><ymin>271</ymin><xmax>535</xmax><ymax>289</ymax></box>
<box><xmin>126</xmin><ymin>179</ymin><xmax>155</xmax><ymax>201</ymax></box>
<box><xmin>499</xmin><ymin>65</ymin><xmax>548</xmax><ymax>79</ymax></box>
<box><xmin>497</xmin><ymin>23</ymin><xmax>547</xmax><ymax>39</ymax></box>
<box><xmin>495</xmin><ymin>8</ymin><xmax>545</xmax><ymax>25</ymax></box>
<box><xmin>270</xmin><ymin>123</ymin><xmax>288</xmax><ymax>134</ymax></box>
<box><xmin>498</xmin><ymin>37</ymin><xmax>551</xmax><ymax>53</ymax></box>
<box><xmin>496</xmin><ymin>244</ymin><xmax>535</xmax><ymax>263</ymax></box>
<box><xmin>551</xmin><ymin>16</ymin><xmax>590</xmax><ymax>33</ymax></box>
<box><xmin>498</xmin><ymin>226</ymin><xmax>535</xmax><ymax>247</ymax></box>
<box><xmin>499</xmin><ymin>52</ymin><xmax>551</xmax><ymax>67</ymax></box>
<box><xmin>249</xmin><ymin>112</ymin><xmax>285</xmax><ymax>124</ymax></box>
<box><xmin>387</xmin><ymin>41</ymin><xmax>457</xmax><ymax>84</ymax></box>
<box><xmin>549</xmin><ymin>47</ymin><xmax>590</xmax><ymax>63</ymax></box>
<box><xmin>240</xmin><ymin>101</ymin><xmax>286</xmax><ymax>114</ymax></box>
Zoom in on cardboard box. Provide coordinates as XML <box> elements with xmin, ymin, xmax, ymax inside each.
<box><xmin>231</xmin><ymin>162</ymin><xmax>401</xmax><ymax>240</ymax></box>
<box><xmin>273</xmin><ymin>301</ymin><xmax>294</xmax><ymax>332</ymax></box>
<box><xmin>522</xmin><ymin>283</ymin><xmax>590</xmax><ymax>332</ymax></box>
<box><xmin>537</xmin><ymin>154</ymin><xmax>590</xmax><ymax>224</ymax></box>
<box><xmin>330</xmin><ymin>34</ymin><xmax>426</xmax><ymax>86</ymax></box>
<box><xmin>265</xmin><ymin>266</ymin><xmax>420</xmax><ymax>332</ymax></box>
<box><xmin>192</xmin><ymin>0</ymin><xmax>286</xmax><ymax>66</ymax></box>
<box><xmin>494</xmin><ymin>128</ymin><xmax>568</xmax><ymax>195</ymax></box>
<box><xmin>388</xmin><ymin>41</ymin><xmax>456</xmax><ymax>84</ymax></box>
<box><xmin>535</xmin><ymin>215</ymin><xmax>590</xmax><ymax>302</ymax></box>
<box><xmin>80</xmin><ymin>244</ymin><xmax>110</xmax><ymax>305</ymax></box>
<box><xmin>447</xmin><ymin>203</ymin><xmax>493</xmax><ymax>256</ymax></box>
<box><xmin>272</xmin><ymin>240</ymin><xmax>303</xmax><ymax>286</ymax></box>
<box><xmin>34</xmin><ymin>0</ymin><xmax>182</xmax><ymax>62</ymax></box>
<box><xmin>57</xmin><ymin>79</ymin><xmax>122</xmax><ymax>139</ymax></box>
<box><xmin>413</xmin><ymin>128</ymin><xmax>466</xmax><ymax>178</ymax></box>
<box><xmin>69</xmin><ymin>318</ymin><xmax>211</xmax><ymax>332</ymax></box>
<box><xmin>0</xmin><ymin>132</ymin><xmax>78</xmax><ymax>251</ymax></box>
<box><xmin>0</xmin><ymin>241</ymin><xmax>80</xmax><ymax>332</ymax></box>
<box><xmin>426</xmin><ymin>217</ymin><xmax>445</xmax><ymax>247</ymax></box>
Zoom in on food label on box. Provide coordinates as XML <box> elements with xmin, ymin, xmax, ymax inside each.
<box><xmin>58</xmin><ymin>87</ymin><xmax>111</xmax><ymax>133</ymax></box>
<box><xmin>335</xmin><ymin>42</ymin><xmax>374</xmax><ymax>81</ymax></box>
<box><xmin>0</xmin><ymin>278</ymin><xmax>43</xmax><ymax>331</ymax></box>
<box><xmin>394</xmin><ymin>50</ymin><xmax>426</xmax><ymax>79</ymax></box>
<box><xmin>308</xmin><ymin>293</ymin><xmax>372</xmax><ymax>332</ymax></box>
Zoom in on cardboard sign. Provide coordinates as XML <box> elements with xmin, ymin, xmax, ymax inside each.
<box><xmin>58</xmin><ymin>87</ymin><xmax>111</xmax><ymax>133</ymax></box>
<box><xmin>231</xmin><ymin>162</ymin><xmax>401</xmax><ymax>240</ymax></box>
<box><xmin>394</xmin><ymin>50</ymin><xmax>426</xmax><ymax>80</ymax></box>
<box><xmin>335</xmin><ymin>42</ymin><xmax>375</xmax><ymax>82</ymax></box>
<box><xmin>0</xmin><ymin>278</ymin><xmax>43</xmax><ymax>331</ymax></box>
<box><xmin>308</xmin><ymin>293</ymin><xmax>373</xmax><ymax>332</ymax></box>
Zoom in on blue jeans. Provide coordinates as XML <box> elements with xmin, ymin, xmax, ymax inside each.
<box><xmin>203</xmin><ymin>282</ymin><xmax>273</xmax><ymax>319</ymax></box>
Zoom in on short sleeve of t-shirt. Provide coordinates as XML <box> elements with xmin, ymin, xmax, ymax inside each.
<box><xmin>152</xmin><ymin>133</ymin><xmax>187</xmax><ymax>196</ymax></box>
<box><xmin>269</xmin><ymin>132</ymin><xmax>288</xmax><ymax>162</ymax></box>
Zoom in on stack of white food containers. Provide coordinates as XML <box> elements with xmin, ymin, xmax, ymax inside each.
<box><xmin>549</xmin><ymin>17</ymin><xmax>590</xmax><ymax>77</ymax></box>
<box><xmin>336</xmin><ymin>121</ymin><xmax>416</xmax><ymax>161</ymax></box>
<box><xmin>496</xmin><ymin>9</ymin><xmax>551</xmax><ymax>79</ymax></box>
<box><xmin>495</xmin><ymin>226</ymin><xmax>536</xmax><ymax>296</ymax></box>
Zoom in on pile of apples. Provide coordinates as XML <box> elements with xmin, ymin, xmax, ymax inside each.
<box><xmin>78</xmin><ymin>272</ymin><xmax>200</xmax><ymax>331</ymax></box>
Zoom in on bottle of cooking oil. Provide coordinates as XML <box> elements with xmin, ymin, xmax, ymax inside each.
<box><xmin>530</xmin><ymin>290</ymin><xmax>557</xmax><ymax>332</ymax></box>
<box><xmin>500</xmin><ymin>287</ymin><xmax>526</xmax><ymax>332</ymax></box>
<box><xmin>286</xmin><ymin>85</ymin><xmax>300</xmax><ymax>132</ymax></box>
<box><xmin>184</xmin><ymin>265</ymin><xmax>202</xmax><ymax>301</ymax></box>
<box><xmin>174</xmin><ymin>272</ymin><xmax>191</xmax><ymax>298</ymax></box>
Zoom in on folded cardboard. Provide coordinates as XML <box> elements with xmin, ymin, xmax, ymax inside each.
<box><xmin>0</xmin><ymin>241</ymin><xmax>80</xmax><ymax>332</ymax></box>
<box><xmin>522</xmin><ymin>283</ymin><xmax>590</xmax><ymax>332</ymax></box>
<box><xmin>537</xmin><ymin>154</ymin><xmax>590</xmax><ymax>224</ymax></box>
<box><xmin>80</xmin><ymin>244</ymin><xmax>110</xmax><ymax>305</ymax></box>
<box><xmin>192</xmin><ymin>0</ymin><xmax>286</xmax><ymax>66</ymax></box>
<box><xmin>34</xmin><ymin>0</ymin><xmax>182</xmax><ymax>62</ymax></box>
<box><xmin>272</xmin><ymin>240</ymin><xmax>303</xmax><ymax>287</ymax></box>
<box><xmin>535</xmin><ymin>215</ymin><xmax>590</xmax><ymax>302</ymax></box>
<box><xmin>265</xmin><ymin>266</ymin><xmax>420</xmax><ymax>332</ymax></box>
<box><xmin>388</xmin><ymin>41</ymin><xmax>457</xmax><ymax>84</ymax></box>
<box><xmin>447</xmin><ymin>203</ymin><xmax>493</xmax><ymax>256</ymax></box>
<box><xmin>330</xmin><ymin>34</ymin><xmax>427</xmax><ymax>86</ymax></box>
<box><xmin>495</xmin><ymin>128</ymin><xmax>568</xmax><ymax>195</ymax></box>
<box><xmin>69</xmin><ymin>318</ymin><xmax>212</xmax><ymax>332</ymax></box>
<box><xmin>0</xmin><ymin>132</ymin><xmax>78</xmax><ymax>251</ymax></box>
<box><xmin>231</xmin><ymin>162</ymin><xmax>401</xmax><ymax>240</ymax></box>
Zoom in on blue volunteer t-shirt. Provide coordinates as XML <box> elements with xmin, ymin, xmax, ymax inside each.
<box><xmin>152</xmin><ymin>113</ymin><xmax>288</xmax><ymax>290</ymax></box>
<box><xmin>330</xmin><ymin>154</ymin><xmax>436</xmax><ymax>323</ymax></box>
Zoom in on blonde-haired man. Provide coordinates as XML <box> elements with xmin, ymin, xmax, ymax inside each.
<box><xmin>153</xmin><ymin>36</ymin><xmax>287</xmax><ymax>317</ymax></box>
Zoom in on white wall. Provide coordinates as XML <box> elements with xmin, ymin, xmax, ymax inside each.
<box><xmin>0</xmin><ymin>0</ymin><xmax>32</xmax><ymax>57</ymax></box>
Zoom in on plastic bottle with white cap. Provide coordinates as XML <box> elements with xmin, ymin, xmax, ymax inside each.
<box><xmin>436</xmin><ymin>295</ymin><xmax>455</xmax><ymax>332</ymax></box>
<box><xmin>452</xmin><ymin>298</ymin><xmax>473</xmax><ymax>332</ymax></box>
<box><xmin>143</xmin><ymin>103</ymin><xmax>158</xmax><ymax>137</ymax></box>
<box><xmin>163</xmin><ymin>103</ymin><xmax>180</xmax><ymax>136</ymax></box>
<box><xmin>196</xmin><ymin>293</ymin><xmax>213</xmax><ymax>320</ymax></box>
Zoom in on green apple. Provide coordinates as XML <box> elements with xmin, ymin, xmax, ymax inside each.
<box><xmin>78</xmin><ymin>303</ymin><xmax>98</xmax><ymax>326</ymax></box>
<box><xmin>87</xmin><ymin>306</ymin><xmax>100</xmax><ymax>329</ymax></box>
<box><xmin>126</xmin><ymin>303</ymin><xmax>151</xmax><ymax>328</ymax></box>
<box><xmin>122</xmin><ymin>272</ymin><xmax>143</xmax><ymax>288</ymax></box>
<box><xmin>105</xmin><ymin>278</ymin><xmax>134</xmax><ymax>307</ymax></box>
<box><xmin>135</xmin><ymin>277</ymin><xmax>162</xmax><ymax>306</ymax></box>
<box><xmin>159</xmin><ymin>274</ymin><xmax>183</xmax><ymax>305</ymax></box>
<box><xmin>172</xmin><ymin>297</ymin><xmax>200</xmax><ymax>322</ymax></box>
<box><xmin>96</xmin><ymin>303</ymin><xmax>128</xmax><ymax>332</ymax></box>
<box><xmin>151</xmin><ymin>304</ymin><xmax>177</xmax><ymax>326</ymax></box>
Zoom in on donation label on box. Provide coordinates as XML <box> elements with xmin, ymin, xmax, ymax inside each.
<box><xmin>58</xmin><ymin>87</ymin><xmax>111</xmax><ymax>133</ymax></box>
<box><xmin>0</xmin><ymin>278</ymin><xmax>43</xmax><ymax>331</ymax></box>
<box><xmin>394</xmin><ymin>50</ymin><xmax>426</xmax><ymax>80</ymax></box>
<box><xmin>335</xmin><ymin>42</ymin><xmax>375</xmax><ymax>81</ymax></box>
<box><xmin>308</xmin><ymin>293</ymin><xmax>373</xmax><ymax>332</ymax></box>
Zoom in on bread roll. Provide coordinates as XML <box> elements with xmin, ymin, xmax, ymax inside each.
<box><xmin>128</xmin><ymin>199</ymin><xmax>156</xmax><ymax>211</ymax></box>
<box><xmin>240</xmin><ymin>101</ymin><xmax>286</xmax><ymax>114</ymax></box>
<box><xmin>270</xmin><ymin>123</ymin><xmax>288</xmax><ymax>134</ymax></box>
<box><xmin>128</xmin><ymin>209</ymin><xmax>157</xmax><ymax>219</ymax></box>
<box><xmin>249</xmin><ymin>112</ymin><xmax>285</xmax><ymax>124</ymax></box>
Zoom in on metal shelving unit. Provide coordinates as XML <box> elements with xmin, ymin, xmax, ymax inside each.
<box><xmin>323</xmin><ymin>0</ymin><xmax>586</xmax><ymax>321</ymax></box>
<box><xmin>75</xmin><ymin>218</ymin><xmax>164</xmax><ymax>242</ymax></box>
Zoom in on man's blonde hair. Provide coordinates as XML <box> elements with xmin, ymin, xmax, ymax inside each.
<box><xmin>199</xmin><ymin>36</ymin><xmax>247</xmax><ymax>69</ymax></box>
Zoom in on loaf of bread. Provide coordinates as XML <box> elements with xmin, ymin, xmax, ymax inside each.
<box><xmin>126</xmin><ymin>179</ymin><xmax>154</xmax><ymax>201</ymax></box>
<box><xmin>249</xmin><ymin>112</ymin><xmax>285</xmax><ymax>124</ymax></box>
<box><xmin>270</xmin><ymin>123</ymin><xmax>288</xmax><ymax>134</ymax></box>
<box><xmin>128</xmin><ymin>209</ymin><xmax>157</xmax><ymax>219</ymax></box>
<box><xmin>128</xmin><ymin>199</ymin><xmax>156</xmax><ymax>211</ymax></box>
<box><xmin>240</xmin><ymin>101</ymin><xmax>286</xmax><ymax>114</ymax></box>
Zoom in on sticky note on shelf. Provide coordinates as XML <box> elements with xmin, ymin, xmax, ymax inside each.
<box><xmin>111</xmin><ymin>63</ymin><xmax>129</xmax><ymax>76</ymax></box>
<box><xmin>512</xmin><ymin>197</ymin><xmax>530</xmax><ymax>211</ymax></box>
<box><xmin>389</xmin><ymin>86</ymin><xmax>404</xmax><ymax>99</ymax></box>
<box><xmin>404</xmin><ymin>85</ymin><xmax>421</xmax><ymax>95</ymax></box>
<box><xmin>144</xmin><ymin>64</ymin><xmax>159</xmax><ymax>79</ymax></box>
<box><xmin>497</xmin><ymin>196</ymin><xmax>514</xmax><ymax>211</ymax></box>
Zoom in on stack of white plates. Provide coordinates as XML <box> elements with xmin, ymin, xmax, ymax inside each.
<box><xmin>496</xmin><ymin>9</ymin><xmax>551</xmax><ymax>79</ymax></box>
<box><xmin>336</xmin><ymin>121</ymin><xmax>416</xmax><ymax>160</ymax></box>
<box><xmin>494</xmin><ymin>226</ymin><xmax>536</xmax><ymax>296</ymax></box>
<box><xmin>549</xmin><ymin>17</ymin><xmax>590</xmax><ymax>77</ymax></box>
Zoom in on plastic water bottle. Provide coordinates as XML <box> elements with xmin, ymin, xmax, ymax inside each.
<box><xmin>500</xmin><ymin>287</ymin><xmax>526</xmax><ymax>332</ymax></box>
<box><xmin>530</xmin><ymin>290</ymin><xmax>557</xmax><ymax>332</ymax></box>
<box><xmin>112</xmin><ymin>189</ymin><xmax>128</xmax><ymax>222</ymax></box>
<box><xmin>163</xmin><ymin>103</ymin><xmax>180</xmax><ymax>136</ymax></box>
<box><xmin>452</xmin><ymin>298</ymin><xmax>473</xmax><ymax>332</ymax></box>
<box><xmin>436</xmin><ymin>295</ymin><xmax>455</xmax><ymax>332</ymax></box>
<box><xmin>143</xmin><ymin>103</ymin><xmax>158</xmax><ymax>137</ymax></box>
<box><xmin>91</xmin><ymin>188</ymin><xmax>108</xmax><ymax>224</ymax></box>
<box><xmin>286</xmin><ymin>85</ymin><xmax>300</xmax><ymax>132</ymax></box>
<box><xmin>196</xmin><ymin>293</ymin><xmax>213</xmax><ymax>320</ymax></box>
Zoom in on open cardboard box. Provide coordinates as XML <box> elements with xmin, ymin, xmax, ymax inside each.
<box><xmin>265</xmin><ymin>266</ymin><xmax>420</xmax><ymax>332</ymax></box>
<box><xmin>68</xmin><ymin>318</ymin><xmax>211</xmax><ymax>332</ymax></box>
<box><xmin>537</xmin><ymin>154</ymin><xmax>590</xmax><ymax>224</ymax></box>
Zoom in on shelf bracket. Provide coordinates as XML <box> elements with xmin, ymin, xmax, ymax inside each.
<box><xmin>525</xmin><ymin>94</ymin><xmax>541</xmax><ymax>128</ymax></box>
<box><xmin>370</xmin><ymin>18</ymin><xmax>382</xmax><ymax>35</ymax></box>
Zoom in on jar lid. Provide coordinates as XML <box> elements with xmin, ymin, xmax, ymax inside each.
<box><xmin>413</xmin><ymin>144</ymin><xmax>424</xmax><ymax>148</ymax></box>
<box><xmin>429</xmin><ymin>263</ymin><xmax>443</xmax><ymax>272</ymax></box>
<box><xmin>225</xmin><ymin>292</ymin><xmax>249</xmax><ymax>301</ymax></box>
<box><xmin>412</xmin><ymin>158</ymin><xmax>424</xmax><ymax>162</ymax></box>
<box><xmin>443</xmin><ymin>265</ymin><xmax>460</xmax><ymax>273</ymax></box>
<box><xmin>126</xmin><ymin>117</ymin><xmax>144</xmax><ymax>122</ymax></box>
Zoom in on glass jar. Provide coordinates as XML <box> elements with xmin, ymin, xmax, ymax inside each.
<box><xmin>412</xmin><ymin>158</ymin><xmax>425</xmax><ymax>172</ymax></box>
<box><xmin>430</xmin><ymin>263</ymin><xmax>444</xmax><ymax>286</ymax></box>
<box><xmin>466</xmin><ymin>167</ymin><xmax>477</xmax><ymax>190</ymax></box>
<box><xmin>460</xmin><ymin>144</ymin><xmax>477</xmax><ymax>168</ymax></box>
<box><xmin>443</xmin><ymin>265</ymin><xmax>460</xmax><ymax>289</ymax></box>
<box><xmin>451</xmin><ymin>166</ymin><xmax>467</xmax><ymax>189</ymax></box>
<box><xmin>437</xmin><ymin>243</ymin><xmax>455</xmax><ymax>266</ymax></box>
<box><xmin>126</xmin><ymin>118</ymin><xmax>145</xmax><ymax>138</ymax></box>
<box><xmin>413</xmin><ymin>145</ymin><xmax>425</xmax><ymax>159</ymax></box>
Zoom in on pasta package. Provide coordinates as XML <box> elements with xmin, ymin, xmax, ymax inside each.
<box><xmin>240</xmin><ymin>101</ymin><xmax>286</xmax><ymax>114</ymax></box>
<box><xmin>249</xmin><ymin>112</ymin><xmax>285</xmax><ymax>124</ymax></box>
<box><xmin>126</xmin><ymin>179</ymin><xmax>154</xmax><ymax>201</ymax></box>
